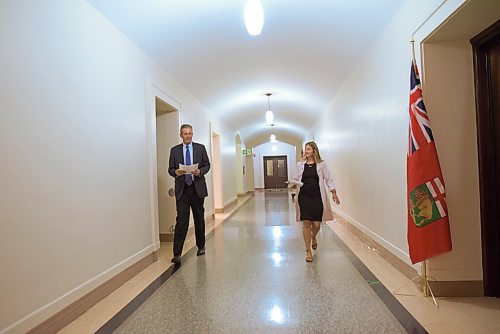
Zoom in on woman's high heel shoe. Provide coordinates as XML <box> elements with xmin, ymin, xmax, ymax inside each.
<box><xmin>312</xmin><ymin>237</ymin><xmax>318</xmax><ymax>250</ymax></box>
<box><xmin>305</xmin><ymin>250</ymin><xmax>313</xmax><ymax>262</ymax></box>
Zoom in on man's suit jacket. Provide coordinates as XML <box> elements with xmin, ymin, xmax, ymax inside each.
<box><xmin>168</xmin><ymin>142</ymin><xmax>210</xmax><ymax>200</ymax></box>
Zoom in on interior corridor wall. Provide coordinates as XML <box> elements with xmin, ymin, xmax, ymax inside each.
<box><xmin>309</xmin><ymin>0</ymin><xmax>479</xmax><ymax>274</ymax></box>
<box><xmin>0</xmin><ymin>1</ymin><xmax>235</xmax><ymax>332</ymax></box>
<box><xmin>210</xmin><ymin>124</ymin><xmax>238</xmax><ymax>208</ymax></box>
<box><xmin>235</xmin><ymin>135</ymin><xmax>248</xmax><ymax>196</ymax></box>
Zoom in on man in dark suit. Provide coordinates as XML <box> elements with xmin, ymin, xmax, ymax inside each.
<box><xmin>168</xmin><ymin>124</ymin><xmax>210</xmax><ymax>265</ymax></box>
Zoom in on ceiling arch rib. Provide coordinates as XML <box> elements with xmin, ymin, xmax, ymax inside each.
<box><xmin>242</xmin><ymin>125</ymin><xmax>304</xmax><ymax>148</ymax></box>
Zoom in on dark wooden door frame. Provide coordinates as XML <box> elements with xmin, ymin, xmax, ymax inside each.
<box><xmin>471</xmin><ymin>20</ymin><xmax>500</xmax><ymax>297</ymax></box>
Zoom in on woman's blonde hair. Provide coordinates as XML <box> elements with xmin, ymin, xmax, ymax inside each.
<box><xmin>303</xmin><ymin>141</ymin><xmax>322</xmax><ymax>163</ymax></box>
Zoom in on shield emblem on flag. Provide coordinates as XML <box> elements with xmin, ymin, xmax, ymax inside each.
<box><xmin>409</xmin><ymin>180</ymin><xmax>446</xmax><ymax>228</ymax></box>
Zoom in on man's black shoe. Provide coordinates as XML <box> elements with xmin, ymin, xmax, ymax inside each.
<box><xmin>196</xmin><ymin>247</ymin><xmax>206</xmax><ymax>256</ymax></box>
<box><xmin>171</xmin><ymin>256</ymin><xmax>181</xmax><ymax>265</ymax></box>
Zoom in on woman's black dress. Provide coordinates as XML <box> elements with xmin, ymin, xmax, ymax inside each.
<box><xmin>298</xmin><ymin>163</ymin><xmax>323</xmax><ymax>221</ymax></box>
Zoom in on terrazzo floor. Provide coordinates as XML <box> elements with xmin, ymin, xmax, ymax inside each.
<box><xmin>111</xmin><ymin>191</ymin><xmax>421</xmax><ymax>333</ymax></box>
<box><xmin>60</xmin><ymin>190</ymin><xmax>500</xmax><ymax>334</ymax></box>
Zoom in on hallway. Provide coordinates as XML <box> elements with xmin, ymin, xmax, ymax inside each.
<box><xmin>58</xmin><ymin>191</ymin><xmax>500</xmax><ymax>333</ymax></box>
<box><xmin>118</xmin><ymin>191</ymin><xmax>416</xmax><ymax>333</ymax></box>
<box><xmin>3</xmin><ymin>2</ymin><xmax>500</xmax><ymax>333</ymax></box>
<box><xmin>64</xmin><ymin>191</ymin><xmax>426</xmax><ymax>333</ymax></box>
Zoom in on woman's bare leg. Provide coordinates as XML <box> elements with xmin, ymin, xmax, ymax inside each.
<box><xmin>303</xmin><ymin>220</ymin><xmax>313</xmax><ymax>250</ymax></box>
<box><xmin>303</xmin><ymin>220</ymin><xmax>313</xmax><ymax>262</ymax></box>
<box><xmin>312</xmin><ymin>221</ymin><xmax>321</xmax><ymax>237</ymax></box>
<box><xmin>311</xmin><ymin>221</ymin><xmax>320</xmax><ymax>250</ymax></box>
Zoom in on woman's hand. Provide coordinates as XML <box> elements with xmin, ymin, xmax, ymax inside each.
<box><xmin>332</xmin><ymin>191</ymin><xmax>340</xmax><ymax>205</ymax></box>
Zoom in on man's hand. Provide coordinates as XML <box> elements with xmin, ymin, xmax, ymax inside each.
<box><xmin>192</xmin><ymin>168</ymin><xmax>201</xmax><ymax>176</ymax></box>
<box><xmin>175</xmin><ymin>169</ymin><xmax>187</xmax><ymax>176</ymax></box>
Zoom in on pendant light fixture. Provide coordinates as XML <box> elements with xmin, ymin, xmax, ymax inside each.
<box><xmin>244</xmin><ymin>0</ymin><xmax>264</xmax><ymax>36</ymax></box>
<box><xmin>265</xmin><ymin>93</ymin><xmax>274</xmax><ymax>126</ymax></box>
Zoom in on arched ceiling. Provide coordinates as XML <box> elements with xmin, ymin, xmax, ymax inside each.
<box><xmin>88</xmin><ymin>0</ymin><xmax>404</xmax><ymax>145</ymax></box>
<box><xmin>245</xmin><ymin>128</ymin><xmax>303</xmax><ymax>149</ymax></box>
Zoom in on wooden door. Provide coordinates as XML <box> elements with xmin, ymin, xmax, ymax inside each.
<box><xmin>471</xmin><ymin>20</ymin><xmax>500</xmax><ymax>297</ymax></box>
<box><xmin>263</xmin><ymin>156</ymin><xmax>288</xmax><ymax>189</ymax></box>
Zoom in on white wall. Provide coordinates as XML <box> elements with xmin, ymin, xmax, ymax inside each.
<box><xmin>421</xmin><ymin>41</ymin><xmax>481</xmax><ymax>280</ymax></box>
<box><xmin>235</xmin><ymin>136</ymin><xmax>248</xmax><ymax>195</ymax></box>
<box><xmin>0</xmin><ymin>1</ymin><xmax>236</xmax><ymax>332</ymax></box>
<box><xmin>210</xmin><ymin>124</ymin><xmax>238</xmax><ymax>208</ymax></box>
<box><xmin>310</xmin><ymin>0</ymin><xmax>491</xmax><ymax>283</ymax></box>
<box><xmin>253</xmin><ymin>141</ymin><xmax>297</xmax><ymax>188</ymax></box>
<box><xmin>246</xmin><ymin>154</ymin><xmax>255</xmax><ymax>191</ymax></box>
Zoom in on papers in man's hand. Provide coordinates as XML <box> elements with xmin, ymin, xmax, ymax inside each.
<box><xmin>179</xmin><ymin>163</ymin><xmax>198</xmax><ymax>174</ymax></box>
<box><xmin>286</xmin><ymin>180</ymin><xmax>303</xmax><ymax>188</ymax></box>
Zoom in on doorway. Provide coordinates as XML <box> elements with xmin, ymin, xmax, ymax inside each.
<box><xmin>263</xmin><ymin>156</ymin><xmax>288</xmax><ymax>189</ymax></box>
<box><xmin>155</xmin><ymin>97</ymin><xmax>179</xmax><ymax>244</ymax></box>
<box><xmin>235</xmin><ymin>135</ymin><xmax>245</xmax><ymax>195</ymax></box>
<box><xmin>471</xmin><ymin>20</ymin><xmax>500</xmax><ymax>297</ymax></box>
<box><xmin>211</xmin><ymin>131</ymin><xmax>223</xmax><ymax>212</ymax></box>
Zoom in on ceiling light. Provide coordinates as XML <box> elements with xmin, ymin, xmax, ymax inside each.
<box><xmin>265</xmin><ymin>93</ymin><xmax>274</xmax><ymax>126</ymax></box>
<box><xmin>266</xmin><ymin>110</ymin><xmax>274</xmax><ymax>125</ymax></box>
<box><xmin>244</xmin><ymin>0</ymin><xmax>264</xmax><ymax>36</ymax></box>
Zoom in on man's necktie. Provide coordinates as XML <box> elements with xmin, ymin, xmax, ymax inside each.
<box><xmin>185</xmin><ymin>146</ymin><xmax>193</xmax><ymax>185</ymax></box>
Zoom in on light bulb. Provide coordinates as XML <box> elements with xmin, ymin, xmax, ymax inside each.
<box><xmin>266</xmin><ymin>110</ymin><xmax>274</xmax><ymax>125</ymax></box>
<box><xmin>244</xmin><ymin>0</ymin><xmax>264</xmax><ymax>36</ymax></box>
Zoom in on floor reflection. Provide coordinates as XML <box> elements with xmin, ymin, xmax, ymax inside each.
<box><xmin>268</xmin><ymin>304</ymin><xmax>285</xmax><ymax>325</ymax></box>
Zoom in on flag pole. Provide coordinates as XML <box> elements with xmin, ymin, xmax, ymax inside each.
<box><xmin>421</xmin><ymin>260</ymin><xmax>439</xmax><ymax>307</ymax></box>
<box><xmin>410</xmin><ymin>34</ymin><xmax>416</xmax><ymax>63</ymax></box>
<box><xmin>422</xmin><ymin>260</ymin><xmax>428</xmax><ymax>296</ymax></box>
<box><xmin>405</xmin><ymin>35</ymin><xmax>439</xmax><ymax>308</ymax></box>
<box><xmin>393</xmin><ymin>262</ymin><xmax>438</xmax><ymax>308</ymax></box>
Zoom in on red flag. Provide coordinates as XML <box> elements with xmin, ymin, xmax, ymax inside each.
<box><xmin>407</xmin><ymin>60</ymin><xmax>452</xmax><ymax>264</ymax></box>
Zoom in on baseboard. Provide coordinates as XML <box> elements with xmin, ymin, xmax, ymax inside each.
<box><xmin>331</xmin><ymin>211</ymin><xmax>485</xmax><ymax>297</ymax></box>
<box><xmin>159</xmin><ymin>233</ymin><xmax>174</xmax><ymax>242</ymax></box>
<box><xmin>331</xmin><ymin>212</ymin><xmax>419</xmax><ymax>281</ymax></box>
<box><xmin>164</xmin><ymin>214</ymin><xmax>217</xmax><ymax>246</ymax></box>
<box><xmin>237</xmin><ymin>190</ymin><xmax>255</xmax><ymax>196</ymax></box>
<box><xmin>224</xmin><ymin>197</ymin><xmax>237</xmax><ymax>209</ymax></box>
<box><xmin>331</xmin><ymin>207</ymin><xmax>417</xmax><ymax>271</ymax></box>
<box><xmin>427</xmin><ymin>280</ymin><xmax>484</xmax><ymax>297</ymax></box>
<box><xmin>159</xmin><ymin>213</ymin><xmax>215</xmax><ymax>242</ymax></box>
<box><xmin>215</xmin><ymin>198</ymin><xmax>238</xmax><ymax>213</ymax></box>
<box><xmin>25</xmin><ymin>251</ymin><xmax>156</xmax><ymax>334</ymax></box>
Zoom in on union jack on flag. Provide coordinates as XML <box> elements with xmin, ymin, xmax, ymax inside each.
<box><xmin>408</xmin><ymin>62</ymin><xmax>434</xmax><ymax>155</ymax></box>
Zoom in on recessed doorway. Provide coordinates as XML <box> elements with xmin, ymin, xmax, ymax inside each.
<box><xmin>263</xmin><ymin>156</ymin><xmax>288</xmax><ymax>189</ymax></box>
<box><xmin>155</xmin><ymin>97</ymin><xmax>179</xmax><ymax>245</ymax></box>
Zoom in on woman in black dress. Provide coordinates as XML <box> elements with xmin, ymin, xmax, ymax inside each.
<box><xmin>294</xmin><ymin>142</ymin><xmax>340</xmax><ymax>262</ymax></box>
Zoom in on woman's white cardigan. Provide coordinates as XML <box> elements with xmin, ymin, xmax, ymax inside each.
<box><xmin>294</xmin><ymin>161</ymin><xmax>336</xmax><ymax>222</ymax></box>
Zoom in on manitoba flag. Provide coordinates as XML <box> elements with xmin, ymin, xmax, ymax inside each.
<box><xmin>407</xmin><ymin>60</ymin><xmax>452</xmax><ymax>264</ymax></box>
